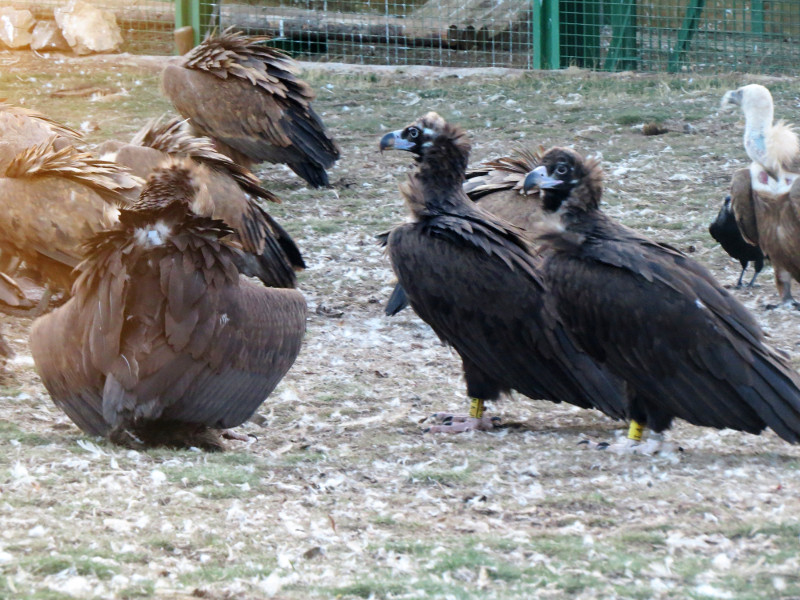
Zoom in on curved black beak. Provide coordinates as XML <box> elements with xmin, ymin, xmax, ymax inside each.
<box><xmin>380</xmin><ymin>130</ymin><xmax>414</xmax><ymax>152</ymax></box>
<box><xmin>523</xmin><ymin>165</ymin><xmax>560</xmax><ymax>193</ymax></box>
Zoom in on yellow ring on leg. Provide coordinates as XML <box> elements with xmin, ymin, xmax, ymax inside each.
<box><xmin>469</xmin><ymin>398</ymin><xmax>485</xmax><ymax>419</ymax></box>
<box><xmin>627</xmin><ymin>420</ymin><xmax>644</xmax><ymax>442</ymax></box>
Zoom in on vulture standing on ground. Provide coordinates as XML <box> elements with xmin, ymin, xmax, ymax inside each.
<box><xmin>379</xmin><ymin>113</ymin><xmax>626</xmax><ymax>433</ymax></box>
<box><xmin>97</xmin><ymin>116</ymin><xmax>305</xmax><ymax>288</ymax></box>
<box><xmin>708</xmin><ymin>194</ymin><xmax>765</xmax><ymax>288</ymax></box>
<box><xmin>384</xmin><ymin>146</ymin><xmax>544</xmax><ymax>316</ymax></box>
<box><xmin>523</xmin><ymin>147</ymin><xmax>800</xmax><ymax>451</ymax></box>
<box><xmin>0</xmin><ymin>139</ymin><xmax>138</xmax><ymax>296</ymax></box>
<box><xmin>162</xmin><ymin>28</ymin><xmax>340</xmax><ymax>188</ymax></box>
<box><xmin>722</xmin><ymin>83</ymin><xmax>800</xmax><ymax>307</ymax></box>
<box><xmin>31</xmin><ymin>159</ymin><xmax>307</xmax><ymax>450</ymax></box>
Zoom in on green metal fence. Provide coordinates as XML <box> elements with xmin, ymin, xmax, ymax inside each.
<box><xmin>14</xmin><ymin>0</ymin><xmax>800</xmax><ymax>73</ymax></box>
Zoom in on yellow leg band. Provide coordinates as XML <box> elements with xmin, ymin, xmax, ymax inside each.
<box><xmin>469</xmin><ymin>398</ymin><xmax>485</xmax><ymax>419</ymax></box>
<box><xmin>627</xmin><ymin>420</ymin><xmax>644</xmax><ymax>442</ymax></box>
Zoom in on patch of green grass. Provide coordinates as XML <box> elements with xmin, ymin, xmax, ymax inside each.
<box><xmin>410</xmin><ymin>468</ymin><xmax>471</xmax><ymax>485</ymax></box>
<box><xmin>180</xmin><ymin>562</ymin><xmax>275</xmax><ymax>585</ymax></box>
<box><xmin>0</xmin><ymin>421</ymin><xmax>54</xmax><ymax>446</ymax></box>
<box><xmin>162</xmin><ymin>462</ymin><xmax>261</xmax><ymax>499</ymax></box>
<box><xmin>613</xmin><ymin>108</ymin><xmax>672</xmax><ymax>125</ymax></box>
<box><xmin>117</xmin><ymin>580</ymin><xmax>156</xmax><ymax>599</ymax></box>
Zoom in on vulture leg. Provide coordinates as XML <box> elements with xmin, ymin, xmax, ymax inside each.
<box><xmin>736</xmin><ymin>262</ymin><xmax>747</xmax><ymax>288</ymax></box>
<box><xmin>747</xmin><ymin>257</ymin><xmax>765</xmax><ymax>288</ymax></box>
<box><xmin>766</xmin><ymin>269</ymin><xmax>800</xmax><ymax>309</ymax></box>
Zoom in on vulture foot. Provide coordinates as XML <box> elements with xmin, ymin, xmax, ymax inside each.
<box><xmin>220</xmin><ymin>429</ymin><xmax>257</xmax><ymax>443</ymax></box>
<box><xmin>765</xmin><ymin>300</ymin><xmax>800</xmax><ymax>311</ymax></box>
<box><xmin>424</xmin><ymin>413</ymin><xmax>500</xmax><ymax>434</ymax></box>
<box><xmin>581</xmin><ymin>433</ymin><xmax>682</xmax><ymax>455</ymax></box>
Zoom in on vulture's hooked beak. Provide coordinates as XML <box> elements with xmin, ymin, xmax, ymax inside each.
<box><xmin>380</xmin><ymin>130</ymin><xmax>415</xmax><ymax>152</ymax></box>
<box><xmin>523</xmin><ymin>165</ymin><xmax>559</xmax><ymax>192</ymax></box>
<box><xmin>721</xmin><ymin>88</ymin><xmax>743</xmax><ymax>109</ymax></box>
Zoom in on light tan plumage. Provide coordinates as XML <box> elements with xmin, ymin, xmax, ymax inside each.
<box><xmin>723</xmin><ymin>84</ymin><xmax>800</xmax><ymax>306</ymax></box>
<box><xmin>0</xmin><ymin>139</ymin><xmax>137</xmax><ymax>292</ymax></box>
<box><xmin>30</xmin><ymin>160</ymin><xmax>306</xmax><ymax>450</ymax></box>
<box><xmin>162</xmin><ymin>28</ymin><xmax>340</xmax><ymax>187</ymax></box>
<box><xmin>97</xmin><ymin>116</ymin><xmax>305</xmax><ymax>288</ymax></box>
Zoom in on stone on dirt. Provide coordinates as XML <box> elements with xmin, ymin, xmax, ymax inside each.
<box><xmin>54</xmin><ymin>0</ymin><xmax>123</xmax><ymax>55</ymax></box>
<box><xmin>0</xmin><ymin>8</ymin><xmax>34</xmax><ymax>49</ymax></box>
<box><xmin>31</xmin><ymin>21</ymin><xmax>71</xmax><ymax>52</ymax></box>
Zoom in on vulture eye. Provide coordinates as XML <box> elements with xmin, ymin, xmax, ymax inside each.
<box><xmin>555</xmin><ymin>164</ymin><xmax>569</xmax><ymax>176</ymax></box>
<box><xmin>407</xmin><ymin>127</ymin><xmax>420</xmax><ymax>139</ymax></box>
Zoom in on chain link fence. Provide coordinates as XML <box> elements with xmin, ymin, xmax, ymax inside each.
<box><xmin>10</xmin><ymin>1</ymin><xmax>800</xmax><ymax>73</ymax></box>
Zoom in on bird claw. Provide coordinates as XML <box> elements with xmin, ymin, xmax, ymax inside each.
<box><xmin>424</xmin><ymin>413</ymin><xmax>498</xmax><ymax>434</ymax></box>
<box><xmin>220</xmin><ymin>429</ymin><xmax>257</xmax><ymax>443</ymax></box>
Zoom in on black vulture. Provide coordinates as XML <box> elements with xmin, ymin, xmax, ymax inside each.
<box><xmin>97</xmin><ymin>116</ymin><xmax>305</xmax><ymax>288</ymax></box>
<box><xmin>30</xmin><ymin>159</ymin><xmax>307</xmax><ymax>450</ymax></box>
<box><xmin>384</xmin><ymin>147</ymin><xmax>544</xmax><ymax>316</ymax></box>
<box><xmin>524</xmin><ymin>147</ymin><xmax>800</xmax><ymax>451</ymax></box>
<box><xmin>722</xmin><ymin>83</ymin><xmax>800</xmax><ymax>307</ymax></box>
<box><xmin>161</xmin><ymin>28</ymin><xmax>340</xmax><ymax>188</ymax></box>
<box><xmin>708</xmin><ymin>194</ymin><xmax>764</xmax><ymax>288</ymax></box>
<box><xmin>379</xmin><ymin>112</ymin><xmax>626</xmax><ymax>433</ymax></box>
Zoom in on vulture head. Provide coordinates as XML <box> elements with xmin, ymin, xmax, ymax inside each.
<box><xmin>133</xmin><ymin>159</ymin><xmax>213</xmax><ymax>218</ymax></box>
<box><xmin>523</xmin><ymin>147</ymin><xmax>602</xmax><ymax>212</ymax></box>
<box><xmin>721</xmin><ymin>83</ymin><xmax>798</xmax><ymax>179</ymax></box>
<box><xmin>380</xmin><ymin>112</ymin><xmax>470</xmax><ymax>160</ymax></box>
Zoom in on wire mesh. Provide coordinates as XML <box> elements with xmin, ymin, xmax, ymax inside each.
<box><xmin>7</xmin><ymin>1</ymin><xmax>800</xmax><ymax>73</ymax></box>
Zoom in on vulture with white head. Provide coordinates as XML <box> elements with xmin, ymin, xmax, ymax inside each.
<box><xmin>31</xmin><ymin>160</ymin><xmax>306</xmax><ymax>450</ymax></box>
<box><xmin>161</xmin><ymin>28</ymin><xmax>340</xmax><ymax>187</ymax></box>
<box><xmin>524</xmin><ymin>147</ymin><xmax>800</xmax><ymax>452</ymax></box>
<box><xmin>722</xmin><ymin>83</ymin><xmax>800</xmax><ymax>307</ymax></box>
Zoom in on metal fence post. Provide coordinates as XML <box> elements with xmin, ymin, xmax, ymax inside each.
<box><xmin>604</xmin><ymin>0</ymin><xmax>638</xmax><ymax>71</ymax></box>
<box><xmin>667</xmin><ymin>0</ymin><xmax>706</xmax><ymax>73</ymax></box>
<box><xmin>174</xmin><ymin>0</ymin><xmax>208</xmax><ymax>48</ymax></box>
<box><xmin>531</xmin><ymin>0</ymin><xmax>560</xmax><ymax>70</ymax></box>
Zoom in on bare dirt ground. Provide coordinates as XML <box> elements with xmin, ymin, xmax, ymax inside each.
<box><xmin>2</xmin><ymin>51</ymin><xmax>800</xmax><ymax>600</ymax></box>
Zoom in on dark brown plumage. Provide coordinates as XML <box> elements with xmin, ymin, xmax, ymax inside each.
<box><xmin>708</xmin><ymin>194</ymin><xmax>764</xmax><ymax>288</ymax></box>
<box><xmin>385</xmin><ymin>146</ymin><xmax>543</xmax><ymax>316</ymax></box>
<box><xmin>30</xmin><ymin>159</ymin><xmax>307</xmax><ymax>450</ymax></box>
<box><xmin>380</xmin><ymin>113</ymin><xmax>626</xmax><ymax>433</ymax></box>
<box><xmin>161</xmin><ymin>28</ymin><xmax>340</xmax><ymax>188</ymax></box>
<box><xmin>524</xmin><ymin>147</ymin><xmax>800</xmax><ymax>445</ymax></box>
<box><xmin>97</xmin><ymin>116</ymin><xmax>304</xmax><ymax>288</ymax></box>
<box><xmin>0</xmin><ymin>139</ymin><xmax>138</xmax><ymax>293</ymax></box>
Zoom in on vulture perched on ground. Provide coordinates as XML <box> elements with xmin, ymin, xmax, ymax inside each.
<box><xmin>97</xmin><ymin>116</ymin><xmax>305</xmax><ymax>288</ymax></box>
<box><xmin>0</xmin><ymin>139</ymin><xmax>138</xmax><ymax>298</ymax></box>
<box><xmin>31</xmin><ymin>159</ymin><xmax>307</xmax><ymax>450</ymax></box>
<box><xmin>523</xmin><ymin>147</ymin><xmax>800</xmax><ymax>452</ymax></box>
<box><xmin>0</xmin><ymin>103</ymin><xmax>81</xmax><ymax>173</ymax></box>
<box><xmin>384</xmin><ymin>147</ymin><xmax>544</xmax><ymax>316</ymax></box>
<box><xmin>708</xmin><ymin>194</ymin><xmax>765</xmax><ymax>288</ymax></box>
<box><xmin>379</xmin><ymin>113</ymin><xmax>626</xmax><ymax>433</ymax></box>
<box><xmin>161</xmin><ymin>28</ymin><xmax>340</xmax><ymax>188</ymax></box>
<box><xmin>722</xmin><ymin>83</ymin><xmax>800</xmax><ymax>307</ymax></box>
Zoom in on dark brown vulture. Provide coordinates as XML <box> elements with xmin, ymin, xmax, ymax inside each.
<box><xmin>30</xmin><ymin>159</ymin><xmax>307</xmax><ymax>450</ymax></box>
<box><xmin>0</xmin><ymin>139</ymin><xmax>138</xmax><ymax>295</ymax></box>
<box><xmin>523</xmin><ymin>147</ymin><xmax>800</xmax><ymax>452</ymax></box>
<box><xmin>708</xmin><ymin>194</ymin><xmax>765</xmax><ymax>288</ymax></box>
<box><xmin>722</xmin><ymin>83</ymin><xmax>800</xmax><ymax>307</ymax></box>
<box><xmin>379</xmin><ymin>112</ymin><xmax>626</xmax><ymax>434</ymax></box>
<box><xmin>0</xmin><ymin>103</ymin><xmax>81</xmax><ymax>173</ymax></box>
<box><xmin>385</xmin><ymin>146</ymin><xmax>543</xmax><ymax>316</ymax></box>
<box><xmin>161</xmin><ymin>28</ymin><xmax>340</xmax><ymax>188</ymax></box>
<box><xmin>97</xmin><ymin>116</ymin><xmax>305</xmax><ymax>288</ymax></box>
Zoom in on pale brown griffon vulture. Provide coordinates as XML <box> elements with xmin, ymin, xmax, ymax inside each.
<box><xmin>97</xmin><ymin>116</ymin><xmax>305</xmax><ymax>288</ymax></box>
<box><xmin>161</xmin><ymin>28</ymin><xmax>340</xmax><ymax>188</ymax></box>
<box><xmin>30</xmin><ymin>159</ymin><xmax>307</xmax><ymax>450</ymax></box>
<box><xmin>722</xmin><ymin>83</ymin><xmax>800</xmax><ymax>307</ymax></box>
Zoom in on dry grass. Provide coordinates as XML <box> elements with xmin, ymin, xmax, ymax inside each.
<box><xmin>1</xmin><ymin>50</ymin><xmax>800</xmax><ymax>599</ymax></box>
